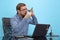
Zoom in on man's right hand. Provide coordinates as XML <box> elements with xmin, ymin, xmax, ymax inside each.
<box><xmin>24</xmin><ymin>12</ymin><xmax>32</xmax><ymax>19</ymax></box>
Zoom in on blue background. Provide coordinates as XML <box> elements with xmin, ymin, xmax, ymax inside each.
<box><xmin>0</xmin><ymin>0</ymin><xmax>60</xmax><ymax>40</ymax></box>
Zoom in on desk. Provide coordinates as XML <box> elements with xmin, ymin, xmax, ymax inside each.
<box><xmin>1</xmin><ymin>36</ymin><xmax>60</xmax><ymax>40</ymax></box>
<box><xmin>16</xmin><ymin>36</ymin><xmax>60</xmax><ymax>40</ymax></box>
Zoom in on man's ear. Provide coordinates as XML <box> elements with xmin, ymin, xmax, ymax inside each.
<box><xmin>17</xmin><ymin>10</ymin><xmax>21</xmax><ymax>13</ymax></box>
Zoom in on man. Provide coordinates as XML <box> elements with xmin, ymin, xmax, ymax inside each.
<box><xmin>10</xmin><ymin>3</ymin><xmax>38</xmax><ymax>38</ymax></box>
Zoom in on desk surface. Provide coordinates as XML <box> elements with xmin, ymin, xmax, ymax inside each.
<box><xmin>15</xmin><ymin>36</ymin><xmax>60</xmax><ymax>40</ymax></box>
<box><xmin>0</xmin><ymin>36</ymin><xmax>60</xmax><ymax>40</ymax></box>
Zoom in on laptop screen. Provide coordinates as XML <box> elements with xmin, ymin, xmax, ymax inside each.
<box><xmin>33</xmin><ymin>24</ymin><xmax>50</xmax><ymax>37</ymax></box>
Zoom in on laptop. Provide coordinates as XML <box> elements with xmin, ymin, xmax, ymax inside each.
<box><xmin>24</xmin><ymin>24</ymin><xmax>50</xmax><ymax>38</ymax></box>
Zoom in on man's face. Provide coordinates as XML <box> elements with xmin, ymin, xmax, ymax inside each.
<box><xmin>20</xmin><ymin>6</ymin><xmax>27</xmax><ymax>17</ymax></box>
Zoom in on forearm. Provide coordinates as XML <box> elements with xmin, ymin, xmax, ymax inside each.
<box><xmin>32</xmin><ymin>15</ymin><xmax>38</xmax><ymax>24</ymax></box>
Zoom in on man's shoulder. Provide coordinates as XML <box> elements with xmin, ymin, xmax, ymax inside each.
<box><xmin>12</xmin><ymin>15</ymin><xmax>16</xmax><ymax>18</ymax></box>
<box><xmin>11</xmin><ymin>14</ymin><xmax>18</xmax><ymax>20</ymax></box>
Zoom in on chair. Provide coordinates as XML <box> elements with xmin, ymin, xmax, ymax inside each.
<box><xmin>2</xmin><ymin>17</ymin><xmax>12</xmax><ymax>40</ymax></box>
<box><xmin>2</xmin><ymin>17</ymin><xmax>25</xmax><ymax>40</ymax></box>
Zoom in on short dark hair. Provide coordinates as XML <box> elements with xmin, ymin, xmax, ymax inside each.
<box><xmin>16</xmin><ymin>3</ymin><xmax>26</xmax><ymax>10</ymax></box>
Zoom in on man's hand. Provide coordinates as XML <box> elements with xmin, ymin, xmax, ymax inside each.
<box><xmin>24</xmin><ymin>12</ymin><xmax>31</xmax><ymax>19</ymax></box>
<box><xmin>24</xmin><ymin>11</ymin><xmax>34</xmax><ymax>19</ymax></box>
<box><xmin>30</xmin><ymin>11</ymin><xmax>34</xmax><ymax>16</ymax></box>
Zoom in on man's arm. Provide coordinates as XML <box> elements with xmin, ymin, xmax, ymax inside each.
<box><xmin>28</xmin><ymin>10</ymin><xmax>38</xmax><ymax>25</ymax></box>
<box><xmin>29</xmin><ymin>15</ymin><xmax>38</xmax><ymax>25</ymax></box>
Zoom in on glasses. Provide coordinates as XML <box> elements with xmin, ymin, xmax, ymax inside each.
<box><xmin>20</xmin><ymin>8</ymin><xmax>33</xmax><ymax>12</ymax></box>
<box><xmin>20</xmin><ymin>8</ymin><xmax>27</xmax><ymax>11</ymax></box>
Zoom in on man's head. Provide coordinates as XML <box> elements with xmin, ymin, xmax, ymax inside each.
<box><xmin>16</xmin><ymin>3</ymin><xmax>27</xmax><ymax>17</ymax></box>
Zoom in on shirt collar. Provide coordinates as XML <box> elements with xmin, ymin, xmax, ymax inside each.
<box><xmin>16</xmin><ymin>14</ymin><xmax>23</xmax><ymax>20</ymax></box>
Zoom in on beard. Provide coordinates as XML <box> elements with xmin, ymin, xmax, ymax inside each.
<box><xmin>21</xmin><ymin>12</ymin><xmax>27</xmax><ymax>18</ymax></box>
